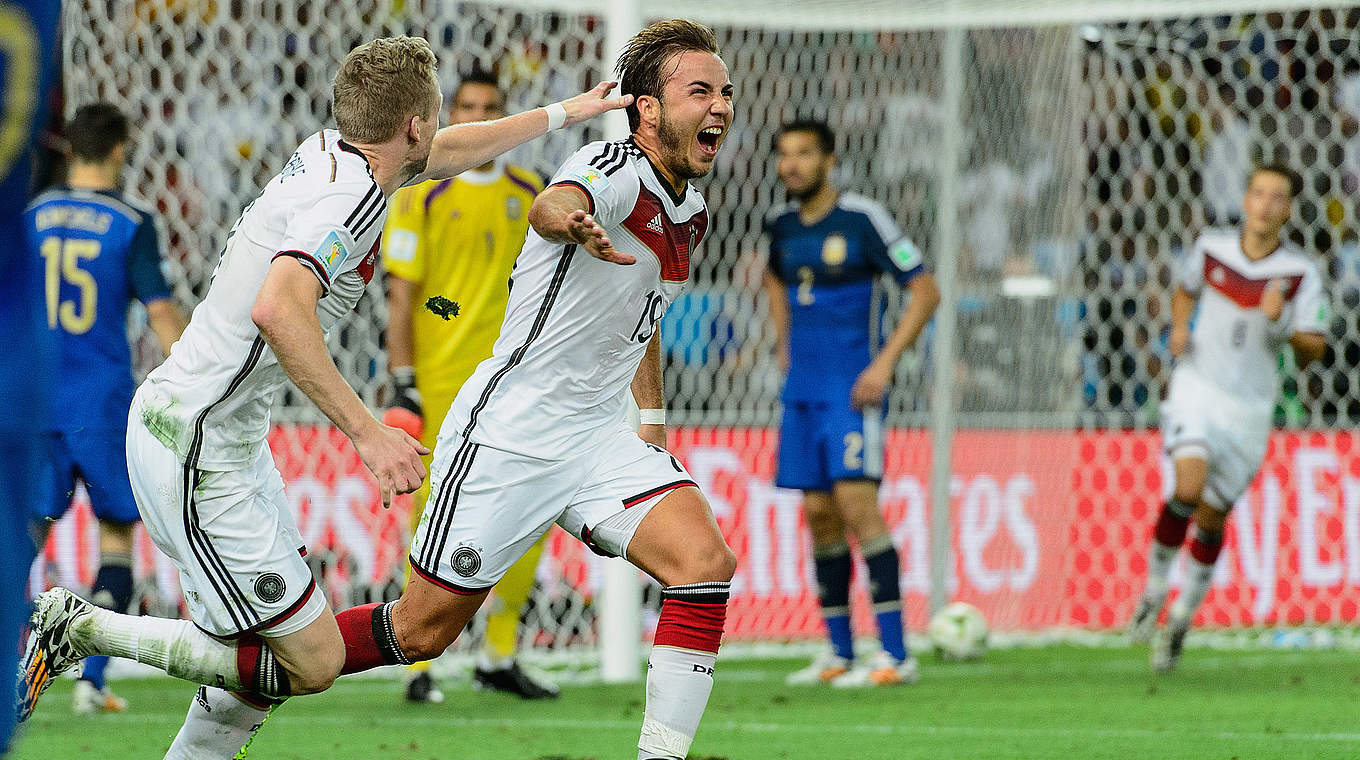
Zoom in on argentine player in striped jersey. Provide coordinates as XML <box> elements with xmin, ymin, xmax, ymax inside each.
<box><xmin>25</xmin><ymin>103</ymin><xmax>189</xmax><ymax>715</ymax></box>
<box><xmin>19</xmin><ymin>35</ymin><xmax>629</xmax><ymax>756</ymax></box>
<box><xmin>336</xmin><ymin>21</ymin><xmax>735</xmax><ymax>759</ymax></box>
<box><xmin>1130</xmin><ymin>164</ymin><xmax>1328</xmax><ymax>671</ymax></box>
<box><xmin>763</xmin><ymin>120</ymin><xmax>939</xmax><ymax>687</ymax></box>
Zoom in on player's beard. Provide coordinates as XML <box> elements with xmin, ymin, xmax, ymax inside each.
<box><xmin>658</xmin><ymin>110</ymin><xmax>705</xmax><ymax>181</ymax></box>
<box><xmin>786</xmin><ymin>171</ymin><xmax>826</xmax><ymax>202</ymax></box>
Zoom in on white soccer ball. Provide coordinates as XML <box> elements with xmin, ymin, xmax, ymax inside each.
<box><xmin>928</xmin><ymin>601</ymin><xmax>989</xmax><ymax>660</ymax></box>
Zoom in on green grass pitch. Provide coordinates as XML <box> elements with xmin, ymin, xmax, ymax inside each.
<box><xmin>12</xmin><ymin>646</ymin><xmax>1360</xmax><ymax>759</ymax></box>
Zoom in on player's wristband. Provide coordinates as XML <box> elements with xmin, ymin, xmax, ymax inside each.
<box><xmin>639</xmin><ymin>408</ymin><xmax>666</xmax><ymax>425</ymax></box>
<box><xmin>543</xmin><ymin>103</ymin><xmax>567</xmax><ymax>131</ymax></box>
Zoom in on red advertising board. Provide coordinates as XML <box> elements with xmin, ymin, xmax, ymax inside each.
<box><xmin>33</xmin><ymin>426</ymin><xmax>1360</xmax><ymax>638</ymax></box>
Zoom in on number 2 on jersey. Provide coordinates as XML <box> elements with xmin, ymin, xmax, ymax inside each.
<box><xmin>40</xmin><ymin>237</ymin><xmax>100</xmax><ymax>334</ymax></box>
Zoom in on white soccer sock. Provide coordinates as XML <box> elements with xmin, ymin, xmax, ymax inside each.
<box><xmin>82</xmin><ymin>607</ymin><xmax>245</xmax><ymax>690</ymax></box>
<box><xmin>637</xmin><ymin>647</ymin><xmax>717</xmax><ymax>760</ymax></box>
<box><xmin>1169</xmin><ymin>557</ymin><xmax>1215</xmax><ymax>623</ymax></box>
<box><xmin>165</xmin><ymin>686</ymin><xmax>270</xmax><ymax>760</ymax></box>
<box><xmin>1144</xmin><ymin>541</ymin><xmax>1179</xmax><ymax>600</ymax></box>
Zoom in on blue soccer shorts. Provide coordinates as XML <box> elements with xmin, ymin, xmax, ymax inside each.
<box><xmin>775</xmin><ymin>400</ymin><xmax>884</xmax><ymax>492</ymax></box>
<box><xmin>36</xmin><ymin>427</ymin><xmax>141</xmax><ymax>525</ymax></box>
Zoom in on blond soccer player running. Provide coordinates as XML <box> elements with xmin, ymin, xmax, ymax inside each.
<box><xmin>1128</xmin><ymin>164</ymin><xmax>1328</xmax><ymax>671</ymax></box>
<box><xmin>383</xmin><ymin>71</ymin><xmax>558</xmax><ymax>703</ymax></box>
<box><xmin>17</xmin><ymin>35</ymin><xmax>629</xmax><ymax>758</ymax></box>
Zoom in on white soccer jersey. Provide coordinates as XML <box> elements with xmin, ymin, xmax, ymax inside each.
<box><xmin>134</xmin><ymin>130</ymin><xmax>386</xmax><ymax>468</ymax></box>
<box><xmin>445</xmin><ymin>139</ymin><xmax>709</xmax><ymax>458</ymax></box>
<box><xmin>1175</xmin><ymin>227</ymin><xmax>1328</xmax><ymax>411</ymax></box>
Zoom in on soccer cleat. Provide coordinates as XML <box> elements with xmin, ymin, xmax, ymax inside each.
<box><xmin>784</xmin><ymin>650</ymin><xmax>852</xmax><ymax>685</ymax></box>
<box><xmin>72</xmin><ymin>679</ymin><xmax>128</xmax><ymax>714</ymax></box>
<box><xmin>473</xmin><ymin>660</ymin><xmax>560</xmax><ymax>700</ymax></box>
<box><xmin>1151</xmin><ymin>615</ymin><xmax>1190</xmax><ymax>672</ymax></box>
<box><xmin>404</xmin><ymin>671</ymin><xmax>445</xmax><ymax>704</ymax></box>
<box><xmin>1127</xmin><ymin>594</ymin><xmax>1164</xmax><ymax>645</ymax></box>
<box><xmin>17</xmin><ymin>588</ymin><xmax>97</xmax><ymax>722</ymax></box>
<box><xmin>831</xmin><ymin>651</ymin><xmax>920</xmax><ymax>688</ymax></box>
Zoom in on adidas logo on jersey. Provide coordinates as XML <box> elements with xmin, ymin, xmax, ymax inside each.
<box><xmin>647</xmin><ymin>213</ymin><xmax>665</xmax><ymax>235</ymax></box>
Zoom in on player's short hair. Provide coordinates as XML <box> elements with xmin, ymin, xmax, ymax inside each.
<box><xmin>66</xmin><ymin>102</ymin><xmax>129</xmax><ymax>163</ymax></box>
<box><xmin>453</xmin><ymin>70</ymin><xmax>504</xmax><ymax>107</ymax></box>
<box><xmin>332</xmin><ymin>36</ymin><xmax>439</xmax><ymax>144</ymax></box>
<box><xmin>777</xmin><ymin>119</ymin><xmax>835</xmax><ymax>155</ymax></box>
<box><xmin>1251</xmin><ymin>162</ymin><xmax>1303</xmax><ymax>198</ymax></box>
<box><xmin>615</xmin><ymin>19</ymin><xmax>721</xmax><ymax>132</ymax></box>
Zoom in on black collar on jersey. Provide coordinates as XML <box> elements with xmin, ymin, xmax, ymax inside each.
<box><xmin>629</xmin><ymin>136</ymin><xmax>688</xmax><ymax>207</ymax></box>
<box><xmin>336</xmin><ymin>138</ymin><xmax>375</xmax><ymax>175</ymax></box>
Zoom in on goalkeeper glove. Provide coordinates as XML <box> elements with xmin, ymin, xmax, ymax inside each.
<box><xmin>383</xmin><ymin>366</ymin><xmax>424</xmax><ymax>438</ymax></box>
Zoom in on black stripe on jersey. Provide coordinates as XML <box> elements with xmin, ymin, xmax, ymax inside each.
<box><xmin>598</xmin><ymin>141</ymin><xmax>630</xmax><ymax>176</ymax></box>
<box><xmin>344</xmin><ymin>184</ymin><xmax>381</xmax><ymax>230</ymax></box>
<box><xmin>588</xmin><ymin>142</ymin><xmax>619</xmax><ymax>171</ymax></box>
<box><xmin>179</xmin><ymin>335</ymin><xmax>270</xmax><ymax>631</ymax></box>
<box><xmin>351</xmin><ymin>195</ymin><xmax>387</xmax><ymax>240</ymax></box>
<box><xmin>461</xmin><ymin>244</ymin><xmax>576</xmax><ymax>439</ymax></box>
<box><xmin>427</xmin><ymin>440</ymin><xmax>484</xmax><ymax>570</ymax></box>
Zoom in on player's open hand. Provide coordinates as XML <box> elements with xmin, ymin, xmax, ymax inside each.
<box><xmin>568</xmin><ymin>209</ymin><xmax>635</xmax><ymax>265</ymax></box>
<box><xmin>1261</xmin><ymin>278</ymin><xmax>1286</xmax><ymax>322</ymax></box>
<box><xmin>558</xmin><ymin>81</ymin><xmax>635</xmax><ymax>128</ymax></box>
<box><xmin>851</xmin><ymin>359</ymin><xmax>893</xmax><ymax>410</ymax></box>
<box><xmin>354</xmin><ymin>421</ymin><xmax>430</xmax><ymax>509</ymax></box>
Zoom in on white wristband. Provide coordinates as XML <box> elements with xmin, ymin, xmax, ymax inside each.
<box><xmin>543</xmin><ymin>102</ymin><xmax>567</xmax><ymax>131</ymax></box>
<box><xmin>639</xmin><ymin>408</ymin><xmax>666</xmax><ymax>426</ymax></box>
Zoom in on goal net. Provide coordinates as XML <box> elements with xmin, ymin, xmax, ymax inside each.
<box><xmin>43</xmin><ymin>1</ymin><xmax>1360</xmax><ymax>670</ymax></box>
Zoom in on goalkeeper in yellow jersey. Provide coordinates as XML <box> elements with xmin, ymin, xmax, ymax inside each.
<box><xmin>383</xmin><ymin>71</ymin><xmax>558</xmax><ymax>702</ymax></box>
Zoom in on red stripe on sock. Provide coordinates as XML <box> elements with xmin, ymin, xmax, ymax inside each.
<box><xmin>1153</xmin><ymin>508</ymin><xmax>1190</xmax><ymax>548</ymax></box>
<box><xmin>653</xmin><ymin>599</ymin><xmax>726</xmax><ymax>654</ymax></box>
<box><xmin>235</xmin><ymin>633</ymin><xmax>264</xmax><ymax>692</ymax></box>
<box><xmin>1188</xmin><ymin>535</ymin><xmax>1223</xmax><ymax>565</ymax></box>
<box><xmin>336</xmin><ymin>603</ymin><xmax>386</xmax><ymax>675</ymax></box>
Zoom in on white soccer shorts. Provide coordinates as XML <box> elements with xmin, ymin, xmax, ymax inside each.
<box><xmin>1161</xmin><ymin>367</ymin><xmax>1270</xmax><ymax>511</ymax></box>
<box><xmin>408</xmin><ymin>425</ymin><xmax>699</xmax><ymax>593</ymax></box>
<box><xmin>126</xmin><ymin>420</ymin><xmax>325</xmax><ymax>638</ymax></box>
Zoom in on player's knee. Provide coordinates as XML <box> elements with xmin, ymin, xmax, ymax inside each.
<box><xmin>683</xmin><ymin>539</ymin><xmax>737</xmax><ymax>584</ymax></box>
<box><xmin>1172</xmin><ymin>483</ymin><xmax>1203</xmax><ymax>504</ymax></box>
<box><xmin>1193</xmin><ymin>504</ymin><xmax>1227</xmax><ymax>532</ymax></box>
<box><xmin>398</xmin><ymin>622</ymin><xmax>460</xmax><ymax>662</ymax></box>
<box><xmin>286</xmin><ymin>647</ymin><xmax>344</xmax><ymax>695</ymax></box>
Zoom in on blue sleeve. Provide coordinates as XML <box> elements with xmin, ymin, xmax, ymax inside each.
<box><xmin>763</xmin><ymin>217</ymin><xmax>785</xmax><ymax>282</ymax></box>
<box><xmin>863</xmin><ymin>216</ymin><xmax>925</xmax><ymax>286</ymax></box>
<box><xmin>127</xmin><ymin>214</ymin><xmax>172</xmax><ymax>303</ymax></box>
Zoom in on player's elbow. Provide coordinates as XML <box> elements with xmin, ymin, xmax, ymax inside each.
<box><xmin>913</xmin><ymin>273</ymin><xmax>941</xmax><ymax>314</ymax></box>
<box><xmin>251</xmin><ymin>295</ymin><xmax>288</xmax><ymax>340</ymax></box>
<box><xmin>527</xmin><ymin>197</ymin><xmax>560</xmax><ymax>239</ymax></box>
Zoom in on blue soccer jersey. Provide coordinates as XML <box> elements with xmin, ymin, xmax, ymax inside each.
<box><xmin>25</xmin><ymin>188</ymin><xmax>172</xmax><ymax>433</ymax></box>
<box><xmin>766</xmin><ymin>193</ymin><xmax>926</xmax><ymax>491</ymax></box>
<box><xmin>764</xmin><ymin>192</ymin><xmax>926</xmax><ymax>403</ymax></box>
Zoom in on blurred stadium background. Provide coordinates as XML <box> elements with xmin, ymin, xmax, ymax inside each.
<box><xmin>24</xmin><ymin>1</ymin><xmax>1360</xmax><ymax>751</ymax></box>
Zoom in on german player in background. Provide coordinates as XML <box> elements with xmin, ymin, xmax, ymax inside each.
<box><xmin>763</xmin><ymin>119</ymin><xmax>939</xmax><ymax>687</ymax></box>
<box><xmin>382</xmin><ymin>70</ymin><xmax>559</xmax><ymax>703</ymax></box>
<box><xmin>1129</xmin><ymin>164</ymin><xmax>1328</xmax><ymax>671</ymax></box>
<box><xmin>17</xmin><ymin>34</ymin><xmax>629</xmax><ymax>757</ymax></box>
<box><xmin>24</xmin><ymin>103</ymin><xmax>190</xmax><ymax>716</ymax></box>
<box><xmin>334</xmin><ymin>20</ymin><xmax>735</xmax><ymax>760</ymax></box>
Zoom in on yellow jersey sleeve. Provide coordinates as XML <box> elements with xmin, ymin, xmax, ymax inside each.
<box><xmin>383</xmin><ymin>181</ymin><xmax>433</xmax><ymax>282</ymax></box>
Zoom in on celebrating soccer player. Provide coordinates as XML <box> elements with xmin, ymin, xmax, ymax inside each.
<box><xmin>1128</xmin><ymin>164</ymin><xmax>1328</xmax><ymax>671</ymax></box>
<box><xmin>382</xmin><ymin>70</ymin><xmax>559</xmax><ymax>703</ymax></box>
<box><xmin>17</xmin><ymin>35</ymin><xmax>628</xmax><ymax>756</ymax></box>
<box><xmin>763</xmin><ymin>119</ymin><xmax>939</xmax><ymax>687</ymax></box>
<box><xmin>24</xmin><ymin>103</ymin><xmax>190</xmax><ymax>715</ymax></box>
<box><xmin>333</xmin><ymin>20</ymin><xmax>735</xmax><ymax>759</ymax></box>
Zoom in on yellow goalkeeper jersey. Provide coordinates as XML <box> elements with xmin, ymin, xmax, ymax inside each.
<box><xmin>383</xmin><ymin>160</ymin><xmax>543</xmax><ymax>401</ymax></box>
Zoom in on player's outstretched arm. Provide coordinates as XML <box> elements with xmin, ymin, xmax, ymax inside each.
<box><xmin>252</xmin><ymin>258</ymin><xmax>429</xmax><ymax>507</ymax></box>
<box><xmin>528</xmin><ymin>185</ymin><xmax>636</xmax><ymax>265</ymax></box>
<box><xmin>418</xmin><ymin>82</ymin><xmax>633</xmax><ymax>183</ymax></box>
